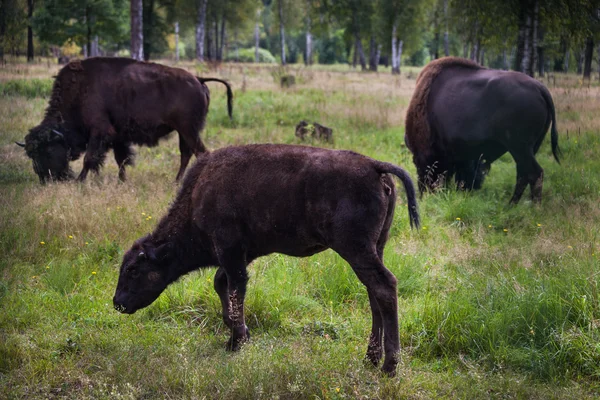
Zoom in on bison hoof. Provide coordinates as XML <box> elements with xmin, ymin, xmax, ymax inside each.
<box><xmin>225</xmin><ymin>326</ymin><xmax>250</xmax><ymax>351</ymax></box>
<box><xmin>381</xmin><ymin>364</ymin><xmax>397</xmax><ymax>377</ymax></box>
<box><xmin>365</xmin><ymin>348</ymin><xmax>383</xmax><ymax>367</ymax></box>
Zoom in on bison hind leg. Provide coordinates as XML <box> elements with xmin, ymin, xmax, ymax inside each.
<box><xmin>509</xmin><ymin>150</ymin><xmax>544</xmax><ymax>204</ymax></box>
<box><xmin>114</xmin><ymin>142</ymin><xmax>135</xmax><ymax>182</ymax></box>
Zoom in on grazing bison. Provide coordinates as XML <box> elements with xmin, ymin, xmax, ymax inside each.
<box><xmin>113</xmin><ymin>144</ymin><xmax>420</xmax><ymax>375</ymax></box>
<box><xmin>16</xmin><ymin>57</ymin><xmax>233</xmax><ymax>183</ymax></box>
<box><xmin>405</xmin><ymin>57</ymin><xmax>560</xmax><ymax>204</ymax></box>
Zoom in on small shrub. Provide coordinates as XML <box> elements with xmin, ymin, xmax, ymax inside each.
<box><xmin>224</xmin><ymin>48</ymin><xmax>276</xmax><ymax>63</ymax></box>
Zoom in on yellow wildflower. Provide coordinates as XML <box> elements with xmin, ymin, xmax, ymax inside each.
<box><xmin>68</xmin><ymin>235</ymin><xmax>73</xmax><ymax>239</ymax></box>
<box><xmin>422</xmin><ymin>226</ymin><xmax>427</xmax><ymax>230</ymax></box>
<box><xmin>568</xmin><ymin>245</ymin><xmax>573</xmax><ymax>249</ymax></box>
<box><xmin>336</xmin><ymin>388</ymin><xmax>340</xmax><ymax>393</ymax></box>
<box><xmin>503</xmin><ymin>229</ymin><xmax>508</xmax><ymax>232</ymax></box>
<box><xmin>85</xmin><ymin>242</ymin><xmax>89</xmax><ymax>245</ymax></box>
<box><xmin>142</xmin><ymin>212</ymin><xmax>146</xmax><ymax>216</ymax></box>
<box><xmin>40</xmin><ymin>241</ymin><xmax>45</xmax><ymax>245</ymax></box>
<box><xmin>456</xmin><ymin>217</ymin><xmax>461</xmax><ymax>221</ymax></box>
<box><xmin>92</xmin><ymin>271</ymin><xmax>97</xmax><ymax>275</ymax></box>
<box><xmin>537</xmin><ymin>223</ymin><xmax>542</xmax><ymax>227</ymax></box>
<box><xmin>488</xmin><ymin>225</ymin><xmax>492</xmax><ymax>228</ymax></box>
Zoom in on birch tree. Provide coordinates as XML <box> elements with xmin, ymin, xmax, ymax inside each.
<box><xmin>131</xmin><ymin>0</ymin><xmax>144</xmax><ymax>60</ymax></box>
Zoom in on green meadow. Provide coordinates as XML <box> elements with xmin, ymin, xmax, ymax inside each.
<box><xmin>1</xmin><ymin>61</ymin><xmax>599</xmax><ymax>399</ymax></box>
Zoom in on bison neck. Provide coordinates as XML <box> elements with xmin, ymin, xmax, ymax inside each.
<box><xmin>150</xmin><ymin>195</ymin><xmax>217</xmax><ymax>280</ymax></box>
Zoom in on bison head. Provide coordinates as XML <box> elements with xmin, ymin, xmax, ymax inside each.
<box><xmin>113</xmin><ymin>238</ymin><xmax>173</xmax><ymax>314</ymax></box>
<box><xmin>17</xmin><ymin>124</ymin><xmax>74</xmax><ymax>183</ymax></box>
<box><xmin>455</xmin><ymin>159</ymin><xmax>491</xmax><ymax>191</ymax></box>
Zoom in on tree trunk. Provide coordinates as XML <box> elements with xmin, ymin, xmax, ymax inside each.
<box><xmin>514</xmin><ymin>2</ymin><xmax>527</xmax><ymax>71</ymax></box>
<box><xmin>355</xmin><ymin>33</ymin><xmax>366</xmax><ymax>71</ymax></box>
<box><xmin>597</xmin><ymin>43</ymin><xmax>600</xmax><ymax>81</ymax></box>
<box><xmin>564</xmin><ymin>49</ymin><xmax>570</xmax><ymax>72</ymax></box>
<box><xmin>479</xmin><ymin>47</ymin><xmax>485</xmax><ymax>66</ymax></box>
<box><xmin>175</xmin><ymin>22</ymin><xmax>179</xmax><ymax>62</ymax></box>
<box><xmin>537</xmin><ymin>28</ymin><xmax>544</xmax><ymax>77</ymax></box>
<box><xmin>27</xmin><ymin>0</ymin><xmax>34</xmax><ymax>62</ymax></box>
<box><xmin>443</xmin><ymin>0</ymin><xmax>449</xmax><ymax>56</ymax></box>
<box><xmin>502</xmin><ymin>47</ymin><xmax>508</xmax><ymax>70</ymax></box>
<box><xmin>369</xmin><ymin>36</ymin><xmax>377</xmax><ymax>71</ymax></box>
<box><xmin>305</xmin><ymin>12</ymin><xmax>312</xmax><ymax>66</ymax></box>
<box><xmin>91</xmin><ymin>36</ymin><xmax>99</xmax><ymax>57</ymax></box>
<box><xmin>305</xmin><ymin>30</ymin><xmax>312</xmax><ymax>65</ymax></box>
<box><xmin>206</xmin><ymin>20</ymin><xmax>212</xmax><ymax>60</ymax></box>
<box><xmin>576</xmin><ymin>49</ymin><xmax>583</xmax><ymax>74</ymax></box>
<box><xmin>254</xmin><ymin>19</ymin><xmax>260</xmax><ymax>62</ymax></box>
<box><xmin>0</xmin><ymin>0</ymin><xmax>5</xmax><ymax>62</ymax></box>
<box><xmin>470</xmin><ymin>40</ymin><xmax>478</xmax><ymax>61</ymax></box>
<box><xmin>278</xmin><ymin>0</ymin><xmax>286</xmax><ymax>65</ymax></box>
<box><xmin>196</xmin><ymin>0</ymin><xmax>207</xmax><ymax>62</ymax></box>
<box><xmin>352</xmin><ymin>40</ymin><xmax>357</xmax><ymax>68</ymax></box>
<box><xmin>583</xmin><ymin>37</ymin><xmax>594</xmax><ymax>79</ymax></box>
<box><xmin>397</xmin><ymin>40</ymin><xmax>403</xmax><ymax>73</ymax></box>
<box><xmin>463</xmin><ymin>42</ymin><xmax>468</xmax><ymax>58</ymax></box>
<box><xmin>391</xmin><ymin>22</ymin><xmax>399</xmax><ymax>74</ymax></box>
<box><xmin>521</xmin><ymin>2</ymin><xmax>532</xmax><ymax>74</ymax></box>
<box><xmin>218</xmin><ymin>16</ymin><xmax>225</xmax><ymax>61</ymax></box>
<box><xmin>130</xmin><ymin>0</ymin><xmax>144</xmax><ymax>60</ymax></box>
<box><xmin>86</xmin><ymin>7</ymin><xmax>92</xmax><ymax>58</ymax></box>
<box><xmin>214</xmin><ymin>19</ymin><xmax>219</xmax><ymax>61</ymax></box>
<box><xmin>524</xmin><ymin>0</ymin><xmax>538</xmax><ymax>77</ymax></box>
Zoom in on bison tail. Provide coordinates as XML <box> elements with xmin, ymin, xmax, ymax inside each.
<box><xmin>197</xmin><ymin>77</ymin><xmax>233</xmax><ymax>120</ymax></box>
<box><xmin>540</xmin><ymin>86</ymin><xmax>561</xmax><ymax>164</ymax></box>
<box><xmin>374</xmin><ymin>162</ymin><xmax>420</xmax><ymax>229</ymax></box>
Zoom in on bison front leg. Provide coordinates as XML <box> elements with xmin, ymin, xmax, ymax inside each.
<box><xmin>78</xmin><ymin>131</ymin><xmax>109</xmax><ymax>182</ymax></box>
<box><xmin>215</xmin><ymin>250</ymin><xmax>250</xmax><ymax>351</ymax></box>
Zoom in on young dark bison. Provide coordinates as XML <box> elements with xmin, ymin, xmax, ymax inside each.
<box><xmin>113</xmin><ymin>144</ymin><xmax>420</xmax><ymax>376</ymax></box>
<box><xmin>16</xmin><ymin>57</ymin><xmax>232</xmax><ymax>183</ymax></box>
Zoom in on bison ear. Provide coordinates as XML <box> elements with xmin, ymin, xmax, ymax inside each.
<box><xmin>155</xmin><ymin>242</ymin><xmax>172</xmax><ymax>260</ymax></box>
<box><xmin>15</xmin><ymin>141</ymin><xmax>26</xmax><ymax>148</ymax></box>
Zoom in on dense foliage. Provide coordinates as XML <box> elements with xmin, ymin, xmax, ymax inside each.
<box><xmin>1</xmin><ymin>0</ymin><xmax>600</xmax><ymax>74</ymax></box>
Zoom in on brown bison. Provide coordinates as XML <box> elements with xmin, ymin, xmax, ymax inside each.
<box><xmin>405</xmin><ymin>57</ymin><xmax>560</xmax><ymax>204</ymax></box>
<box><xmin>113</xmin><ymin>144</ymin><xmax>420</xmax><ymax>376</ymax></box>
<box><xmin>16</xmin><ymin>57</ymin><xmax>233</xmax><ymax>183</ymax></box>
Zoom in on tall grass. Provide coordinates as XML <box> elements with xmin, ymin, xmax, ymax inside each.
<box><xmin>1</xmin><ymin>60</ymin><xmax>599</xmax><ymax>399</ymax></box>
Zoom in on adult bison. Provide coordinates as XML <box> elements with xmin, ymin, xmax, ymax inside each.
<box><xmin>113</xmin><ymin>144</ymin><xmax>420</xmax><ymax>376</ymax></box>
<box><xmin>16</xmin><ymin>57</ymin><xmax>232</xmax><ymax>183</ymax></box>
<box><xmin>405</xmin><ymin>57</ymin><xmax>560</xmax><ymax>204</ymax></box>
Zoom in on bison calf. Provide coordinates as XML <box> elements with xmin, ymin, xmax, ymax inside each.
<box><xmin>16</xmin><ymin>57</ymin><xmax>232</xmax><ymax>183</ymax></box>
<box><xmin>113</xmin><ymin>144</ymin><xmax>419</xmax><ymax>375</ymax></box>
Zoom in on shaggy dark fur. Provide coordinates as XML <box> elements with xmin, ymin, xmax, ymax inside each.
<box><xmin>113</xmin><ymin>144</ymin><xmax>420</xmax><ymax>376</ymax></box>
<box><xmin>17</xmin><ymin>57</ymin><xmax>233</xmax><ymax>183</ymax></box>
<box><xmin>404</xmin><ymin>56</ymin><xmax>560</xmax><ymax>203</ymax></box>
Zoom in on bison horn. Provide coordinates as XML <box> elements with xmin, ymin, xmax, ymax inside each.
<box><xmin>52</xmin><ymin>129</ymin><xmax>65</xmax><ymax>139</ymax></box>
<box><xmin>15</xmin><ymin>141</ymin><xmax>26</xmax><ymax>147</ymax></box>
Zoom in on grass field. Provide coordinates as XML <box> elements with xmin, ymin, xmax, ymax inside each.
<box><xmin>1</xmin><ymin>60</ymin><xmax>600</xmax><ymax>399</ymax></box>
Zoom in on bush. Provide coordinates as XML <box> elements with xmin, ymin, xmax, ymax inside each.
<box><xmin>225</xmin><ymin>47</ymin><xmax>276</xmax><ymax>63</ymax></box>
